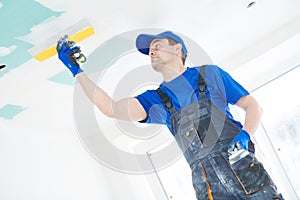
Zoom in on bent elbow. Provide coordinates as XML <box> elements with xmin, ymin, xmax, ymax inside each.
<box><xmin>103</xmin><ymin>109</ymin><xmax>114</xmax><ymax>118</ymax></box>
<box><xmin>95</xmin><ymin>101</ymin><xmax>114</xmax><ymax>118</ymax></box>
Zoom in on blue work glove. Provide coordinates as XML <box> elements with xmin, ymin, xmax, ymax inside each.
<box><xmin>228</xmin><ymin>129</ymin><xmax>251</xmax><ymax>152</ymax></box>
<box><xmin>56</xmin><ymin>36</ymin><xmax>84</xmax><ymax>77</ymax></box>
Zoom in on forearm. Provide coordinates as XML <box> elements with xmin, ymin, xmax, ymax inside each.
<box><xmin>229</xmin><ymin>95</ymin><xmax>262</xmax><ymax>152</ymax></box>
<box><xmin>236</xmin><ymin>95</ymin><xmax>263</xmax><ymax>136</ymax></box>
<box><xmin>75</xmin><ymin>72</ymin><xmax>114</xmax><ymax>117</ymax></box>
<box><xmin>242</xmin><ymin>105</ymin><xmax>262</xmax><ymax>136</ymax></box>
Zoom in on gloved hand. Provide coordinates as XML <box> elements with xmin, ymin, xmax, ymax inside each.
<box><xmin>56</xmin><ymin>36</ymin><xmax>84</xmax><ymax>77</ymax></box>
<box><xmin>228</xmin><ymin>129</ymin><xmax>250</xmax><ymax>152</ymax></box>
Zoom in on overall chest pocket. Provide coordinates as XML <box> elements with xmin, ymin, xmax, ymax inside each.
<box><xmin>174</xmin><ymin>121</ymin><xmax>202</xmax><ymax>155</ymax></box>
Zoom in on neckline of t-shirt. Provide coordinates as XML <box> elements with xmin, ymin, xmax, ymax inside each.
<box><xmin>161</xmin><ymin>67</ymin><xmax>193</xmax><ymax>86</ymax></box>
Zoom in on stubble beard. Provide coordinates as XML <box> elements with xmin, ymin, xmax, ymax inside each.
<box><xmin>151</xmin><ymin>59</ymin><xmax>166</xmax><ymax>72</ymax></box>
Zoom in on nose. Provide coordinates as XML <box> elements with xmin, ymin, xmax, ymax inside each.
<box><xmin>149</xmin><ymin>48</ymin><xmax>157</xmax><ymax>56</ymax></box>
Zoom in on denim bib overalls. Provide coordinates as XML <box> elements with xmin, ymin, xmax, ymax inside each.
<box><xmin>156</xmin><ymin>66</ymin><xmax>283</xmax><ymax>200</ymax></box>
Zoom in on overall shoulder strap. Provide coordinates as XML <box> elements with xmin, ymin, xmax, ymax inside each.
<box><xmin>156</xmin><ymin>65</ymin><xmax>208</xmax><ymax>113</ymax></box>
<box><xmin>197</xmin><ymin>65</ymin><xmax>208</xmax><ymax>98</ymax></box>
<box><xmin>156</xmin><ymin>88</ymin><xmax>176</xmax><ymax>114</ymax></box>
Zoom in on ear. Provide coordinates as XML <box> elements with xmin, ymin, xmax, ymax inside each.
<box><xmin>175</xmin><ymin>43</ymin><xmax>182</xmax><ymax>55</ymax></box>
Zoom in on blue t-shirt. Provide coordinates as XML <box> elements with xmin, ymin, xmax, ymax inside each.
<box><xmin>135</xmin><ymin>65</ymin><xmax>249</xmax><ymax>133</ymax></box>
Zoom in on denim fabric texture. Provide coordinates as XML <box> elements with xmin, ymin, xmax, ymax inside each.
<box><xmin>170</xmin><ymin>99</ymin><xmax>284</xmax><ymax>200</ymax></box>
<box><xmin>157</xmin><ymin>91</ymin><xmax>284</xmax><ymax>200</ymax></box>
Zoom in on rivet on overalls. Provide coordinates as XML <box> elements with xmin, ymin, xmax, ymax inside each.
<box><xmin>185</xmin><ymin>131</ymin><xmax>190</xmax><ymax>137</ymax></box>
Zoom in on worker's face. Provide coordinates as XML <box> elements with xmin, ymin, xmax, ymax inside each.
<box><xmin>149</xmin><ymin>38</ymin><xmax>180</xmax><ymax>72</ymax></box>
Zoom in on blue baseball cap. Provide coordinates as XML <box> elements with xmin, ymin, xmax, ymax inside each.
<box><xmin>135</xmin><ymin>31</ymin><xmax>188</xmax><ymax>56</ymax></box>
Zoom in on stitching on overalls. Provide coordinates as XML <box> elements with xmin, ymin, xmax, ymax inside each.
<box><xmin>200</xmin><ymin>161</ymin><xmax>214</xmax><ymax>200</ymax></box>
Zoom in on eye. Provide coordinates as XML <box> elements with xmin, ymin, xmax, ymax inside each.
<box><xmin>154</xmin><ymin>43</ymin><xmax>160</xmax><ymax>49</ymax></box>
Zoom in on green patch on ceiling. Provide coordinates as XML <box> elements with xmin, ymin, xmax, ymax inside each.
<box><xmin>48</xmin><ymin>70</ymin><xmax>76</xmax><ymax>86</ymax></box>
<box><xmin>0</xmin><ymin>0</ymin><xmax>63</xmax><ymax>78</ymax></box>
<box><xmin>0</xmin><ymin>104</ymin><xmax>28</xmax><ymax>119</ymax></box>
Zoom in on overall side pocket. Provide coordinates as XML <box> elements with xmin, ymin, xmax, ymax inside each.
<box><xmin>220</xmin><ymin>151</ymin><xmax>273</xmax><ymax>195</ymax></box>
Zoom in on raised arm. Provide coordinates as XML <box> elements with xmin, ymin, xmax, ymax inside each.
<box><xmin>75</xmin><ymin>72</ymin><xmax>146</xmax><ymax>121</ymax></box>
<box><xmin>56</xmin><ymin>37</ymin><xmax>147</xmax><ymax>122</ymax></box>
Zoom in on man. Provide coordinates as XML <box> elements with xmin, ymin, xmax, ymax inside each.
<box><xmin>57</xmin><ymin>31</ymin><xmax>283</xmax><ymax>199</ymax></box>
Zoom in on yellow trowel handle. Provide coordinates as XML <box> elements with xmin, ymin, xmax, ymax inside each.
<box><xmin>31</xmin><ymin>25</ymin><xmax>94</xmax><ymax>62</ymax></box>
